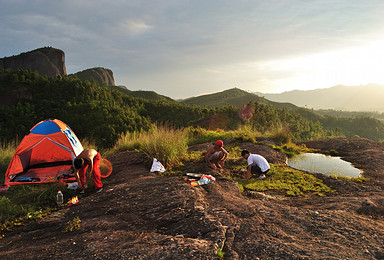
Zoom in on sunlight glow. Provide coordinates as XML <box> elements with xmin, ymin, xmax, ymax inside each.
<box><xmin>251</xmin><ymin>37</ymin><xmax>384</xmax><ymax>93</ymax></box>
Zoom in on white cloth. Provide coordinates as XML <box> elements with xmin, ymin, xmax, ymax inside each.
<box><xmin>247</xmin><ymin>154</ymin><xmax>270</xmax><ymax>172</ymax></box>
<box><xmin>150</xmin><ymin>158</ymin><xmax>166</xmax><ymax>173</ymax></box>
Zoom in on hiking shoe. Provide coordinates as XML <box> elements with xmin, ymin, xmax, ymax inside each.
<box><xmin>258</xmin><ymin>174</ymin><xmax>266</xmax><ymax>180</ymax></box>
<box><xmin>96</xmin><ymin>187</ymin><xmax>103</xmax><ymax>193</ymax></box>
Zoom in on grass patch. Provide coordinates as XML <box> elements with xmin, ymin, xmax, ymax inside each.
<box><xmin>216</xmin><ymin>249</ymin><xmax>225</xmax><ymax>259</ymax></box>
<box><xmin>108</xmin><ymin>131</ymin><xmax>143</xmax><ymax>154</ymax></box>
<box><xmin>329</xmin><ymin>174</ymin><xmax>369</xmax><ymax>183</ymax></box>
<box><xmin>1</xmin><ymin>207</ymin><xmax>53</xmax><ymax>239</ymax></box>
<box><xmin>273</xmin><ymin>142</ymin><xmax>313</xmax><ymax>158</ymax></box>
<box><xmin>221</xmin><ymin>145</ymin><xmax>244</xmax><ymax>169</ymax></box>
<box><xmin>0</xmin><ymin>196</ymin><xmax>25</xmax><ymax>223</ymax></box>
<box><xmin>112</xmin><ymin>124</ymin><xmax>189</xmax><ymax>169</ymax></box>
<box><xmin>266</xmin><ymin>125</ymin><xmax>292</xmax><ymax>145</ymax></box>
<box><xmin>183</xmin><ymin>150</ymin><xmax>204</xmax><ymax>163</ymax></box>
<box><xmin>0</xmin><ymin>140</ymin><xmax>19</xmax><ymax>184</ymax></box>
<box><xmin>0</xmin><ymin>181</ymin><xmax>78</xmax><ymax>224</ymax></box>
<box><xmin>324</xmin><ymin>150</ymin><xmax>339</xmax><ymax>156</ymax></box>
<box><xmin>187</xmin><ymin>125</ymin><xmax>259</xmax><ymax>145</ymax></box>
<box><xmin>62</xmin><ymin>217</ymin><xmax>81</xmax><ymax>232</ymax></box>
<box><xmin>235</xmin><ymin>165</ymin><xmax>334</xmax><ymax>197</ymax></box>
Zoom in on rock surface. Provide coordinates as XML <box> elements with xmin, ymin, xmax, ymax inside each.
<box><xmin>1</xmin><ymin>138</ymin><xmax>384</xmax><ymax>259</ymax></box>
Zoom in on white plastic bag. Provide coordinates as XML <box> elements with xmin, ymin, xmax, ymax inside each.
<box><xmin>150</xmin><ymin>158</ymin><xmax>166</xmax><ymax>173</ymax></box>
<box><xmin>67</xmin><ymin>182</ymin><xmax>79</xmax><ymax>190</ymax></box>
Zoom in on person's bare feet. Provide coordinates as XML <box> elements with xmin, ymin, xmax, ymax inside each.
<box><xmin>209</xmin><ymin>163</ymin><xmax>217</xmax><ymax>170</ymax></box>
<box><xmin>217</xmin><ymin>161</ymin><xmax>224</xmax><ymax>168</ymax></box>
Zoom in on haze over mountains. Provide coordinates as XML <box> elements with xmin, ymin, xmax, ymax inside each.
<box><xmin>257</xmin><ymin>84</ymin><xmax>384</xmax><ymax>112</ymax></box>
<box><xmin>181</xmin><ymin>85</ymin><xmax>384</xmax><ymax>113</ymax></box>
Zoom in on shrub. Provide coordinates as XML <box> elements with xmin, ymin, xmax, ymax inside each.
<box><xmin>140</xmin><ymin>125</ymin><xmax>188</xmax><ymax>168</ymax></box>
<box><xmin>187</xmin><ymin>127</ymin><xmax>232</xmax><ymax>145</ymax></box>
<box><xmin>187</xmin><ymin>125</ymin><xmax>259</xmax><ymax>145</ymax></box>
<box><xmin>112</xmin><ymin>124</ymin><xmax>189</xmax><ymax>169</ymax></box>
<box><xmin>110</xmin><ymin>131</ymin><xmax>145</xmax><ymax>154</ymax></box>
<box><xmin>0</xmin><ymin>140</ymin><xmax>18</xmax><ymax>184</ymax></box>
<box><xmin>0</xmin><ymin>196</ymin><xmax>25</xmax><ymax>222</ymax></box>
<box><xmin>266</xmin><ymin>125</ymin><xmax>292</xmax><ymax>145</ymax></box>
<box><xmin>274</xmin><ymin>142</ymin><xmax>310</xmax><ymax>158</ymax></box>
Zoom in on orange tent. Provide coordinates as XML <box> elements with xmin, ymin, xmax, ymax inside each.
<box><xmin>4</xmin><ymin>119</ymin><xmax>83</xmax><ymax>186</ymax></box>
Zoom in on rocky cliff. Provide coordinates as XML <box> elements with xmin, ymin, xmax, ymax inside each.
<box><xmin>0</xmin><ymin>47</ymin><xmax>66</xmax><ymax>78</ymax></box>
<box><xmin>71</xmin><ymin>67</ymin><xmax>115</xmax><ymax>86</ymax></box>
<box><xmin>0</xmin><ymin>47</ymin><xmax>115</xmax><ymax>86</ymax></box>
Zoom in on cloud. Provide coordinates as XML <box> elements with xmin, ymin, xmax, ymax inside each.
<box><xmin>117</xmin><ymin>19</ymin><xmax>153</xmax><ymax>36</ymax></box>
<box><xmin>2</xmin><ymin>0</ymin><xmax>384</xmax><ymax>98</ymax></box>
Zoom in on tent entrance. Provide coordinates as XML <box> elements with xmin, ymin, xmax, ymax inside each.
<box><xmin>9</xmin><ymin>161</ymin><xmax>76</xmax><ymax>184</ymax></box>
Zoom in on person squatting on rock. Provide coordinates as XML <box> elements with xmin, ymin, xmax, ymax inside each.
<box><xmin>241</xmin><ymin>149</ymin><xmax>270</xmax><ymax>179</ymax></box>
<box><xmin>205</xmin><ymin>140</ymin><xmax>229</xmax><ymax>170</ymax></box>
<box><xmin>74</xmin><ymin>148</ymin><xmax>103</xmax><ymax>193</ymax></box>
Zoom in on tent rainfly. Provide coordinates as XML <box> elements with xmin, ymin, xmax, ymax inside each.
<box><xmin>4</xmin><ymin>119</ymin><xmax>83</xmax><ymax>186</ymax></box>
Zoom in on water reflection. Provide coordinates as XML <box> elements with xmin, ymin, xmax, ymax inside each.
<box><xmin>287</xmin><ymin>153</ymin><xmax>361</xmax><ymax>178</ymax></box>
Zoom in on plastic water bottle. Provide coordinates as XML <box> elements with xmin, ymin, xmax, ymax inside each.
<box><xmin>198</xmin><ymin>176</ymin><xmax>210</xmax><ymax>185</ymax></box>
<box><xmin>57</xmin><ymin>190</ymin><xmax>64</xmax><ymax>205</ymax></box>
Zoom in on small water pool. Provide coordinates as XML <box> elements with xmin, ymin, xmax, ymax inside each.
<box><xmin>287</xmin><ymin>153</ymin><xmax>362</xmax><ymax>178</ymax></box>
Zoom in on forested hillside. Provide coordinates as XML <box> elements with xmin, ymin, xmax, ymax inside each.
<box><xmin>1</xmin><ymin>69</ymin><xmax>384</xmax><ymax>149</ymax></box>
<box><xmin>114</xmin><ymin>86</ymin><xmax>175</xmax><ymax>102</ymax></box>
<box><xmin>181</xmin><ymin>88</ymin><xmax>296</xmax><ymax>109</ymax></box>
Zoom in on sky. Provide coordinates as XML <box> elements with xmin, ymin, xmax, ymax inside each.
<box><xmin>2</xmin><ymin>0</ymin><xmax>384</xmax><ymax>99</ymax></box>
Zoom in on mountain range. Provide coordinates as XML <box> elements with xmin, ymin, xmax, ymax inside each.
<box><xmin>256</xmin><ymin>84</ymin><xmax>384</xmax><ymax>112</ymax></box>
<box><xmin>181</xmin><ymin>88</ymin><xmax>296</xmax><ymax>109</ymax></box>
<box><xmin>180</xmin><ymin>85</ymin><xmax>384</xmax><ymax>113</ymax></box>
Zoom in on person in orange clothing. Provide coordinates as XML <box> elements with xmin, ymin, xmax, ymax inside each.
<box><xmin>74</xmin><ymin>148</ymin><xmax>103</xmax><ymax>193</ymax></box>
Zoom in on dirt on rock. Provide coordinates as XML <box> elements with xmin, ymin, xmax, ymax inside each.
<box><xmin>1</xmin><ymin>137</ymin><xmax>384</xmax><ymax>259</ymax></box>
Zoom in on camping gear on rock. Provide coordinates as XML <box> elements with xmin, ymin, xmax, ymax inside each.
<box><xmin>57</xmin><ymin>190</ymin><xmax>64</xmax><ymax>205</ymax></box>
<box><xmin>189</xmin><ymin>174</ymin><xmax>216</xmax><ymax>186</ymax></box>
<box><xmin>186</xmin><ymin>173</ymin><xmax>202</xmax><ymax>178</ymax></box>
<box><xmin>4</xmin><ymin>119</ymin><xmax>83</xmax><ymax>186</ymax></box>
<box><xmin>198</xmin><ymin>176</ymin><xmax>210</xmax><ymax>185</ymax></box>
<box><xmin>67</xmin><ymin>196</ymin><xmax>79</xmax><ymax>207</ymax></box>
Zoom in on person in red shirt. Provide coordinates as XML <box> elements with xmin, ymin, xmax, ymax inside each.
<box><xmin>74</xmin><ymin>148</ymin><xmax>103</xmax><ymax>193</ymax></box>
